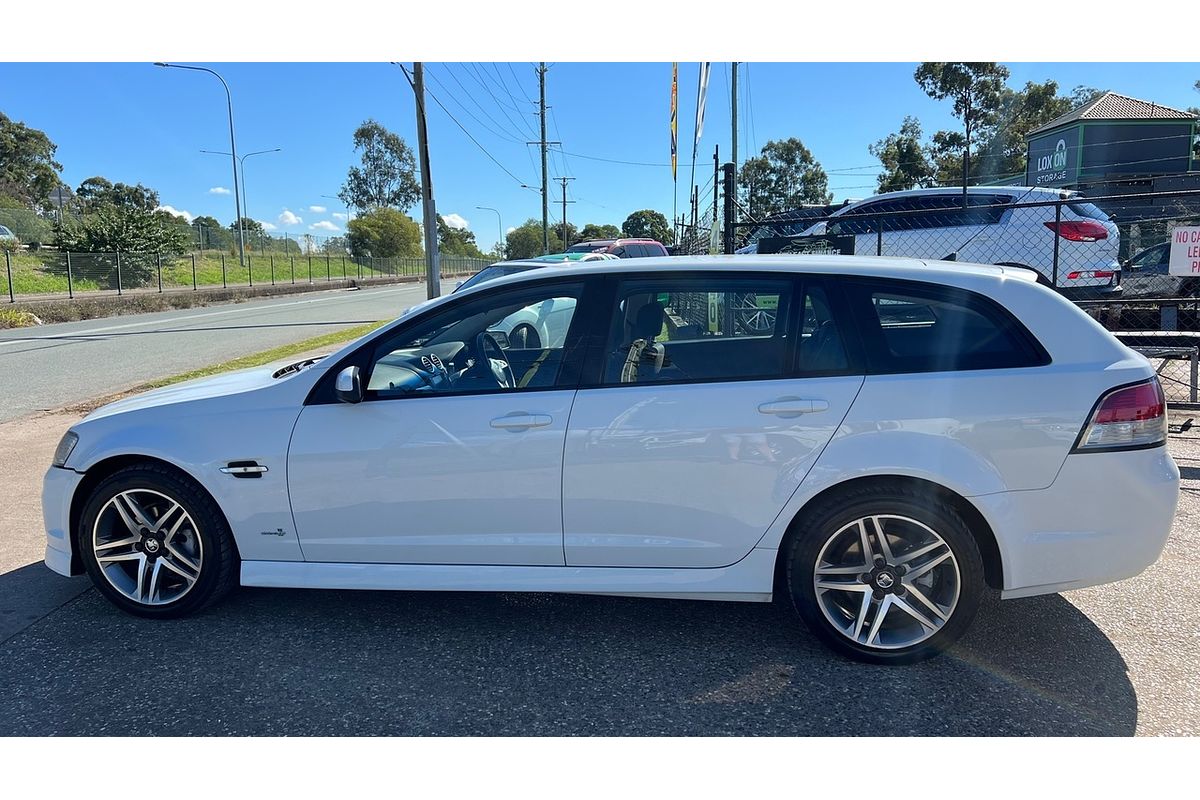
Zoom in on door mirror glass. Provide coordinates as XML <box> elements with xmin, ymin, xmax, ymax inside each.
<box><xmin>335</xmin><ymin>365</ymin><xmax>363</xmax><ymax>404</ymax></box>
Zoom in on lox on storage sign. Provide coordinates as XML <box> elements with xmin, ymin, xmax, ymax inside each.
<box><xmin>1169</xmin><ymin>227</ymin><xmax>1200</xmax><ymax>275</ymax></box>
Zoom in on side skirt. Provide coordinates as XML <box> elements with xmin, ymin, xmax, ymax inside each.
<box><xmin>240</xmin><ymin>547</ymin><xmax>777</xmax><ymax>603</ymax></box>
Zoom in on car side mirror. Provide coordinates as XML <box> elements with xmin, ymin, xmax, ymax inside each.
<box><xmin>334</xmin><ymin>365</ymin><xmax>364</xmax><ymax>404</ymax></box>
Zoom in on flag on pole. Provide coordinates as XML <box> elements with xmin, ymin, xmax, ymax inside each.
<box><xmin>670</xmin><ymin>63</ymin><xmax>678</xmax><ymax>181</ymax></box>
<box><xmin>693</xmin><ymin>62</ymin><xmax>711</xmax><ymax>159</ymax></box>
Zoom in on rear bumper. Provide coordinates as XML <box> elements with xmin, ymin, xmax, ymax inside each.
<box><xmin>43</xmin><ymin>466</ymin><xmax>83</xmax><ymax>577</ymax></box>
<box><xmin>974</xmin><ymin>445</ymin><xmax>1178</xmax><ymax>599</ymax></box>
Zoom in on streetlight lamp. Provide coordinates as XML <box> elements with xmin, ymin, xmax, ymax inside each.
<box><xmin>201</xmin><ymin>147</ymin><xmax>281</xmax><ymax>251</ymax></box>
<box><xmin>476</xmin><ymin>206</ymin><xmax>503</xmax><ymax>258</ymax></box>
<box><xmin>154</xmin><ymin>62</ymin><xmax>246</xmax><ymax>266</ymax></box>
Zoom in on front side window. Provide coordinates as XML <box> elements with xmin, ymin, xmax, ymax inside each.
<box><xmin>603</xmin><ymin>277</ymin><xmax>793</xmax><ymax>384</ymax></box>
<box><xmin>366</xmin><ymin>283</ymin><xmax>583</xmax><ymax>397</ymax></box>
<box><xmin>845</xmin><ymin>279</ymin><xmax>1047</xmax><ymax>373</ymax></box>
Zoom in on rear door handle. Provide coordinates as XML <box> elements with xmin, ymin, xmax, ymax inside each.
<box><xmin>758</xmin><ymin>399</ymin><xmax>829</xmax><ymax>417</ymax></box>
<box><xmin>490</xmin><ymin>413</ymin><xmax>553</xmax><ymax>431</ymax></box>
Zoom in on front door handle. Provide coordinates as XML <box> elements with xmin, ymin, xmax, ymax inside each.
<box><xmin>758</xmin><ymin>399</ymin><xmax>829</xmax><ymax>417</ymax></box>
<box><xmin>490</xmin><ymin>413</ymin><xmax>553</xmax><ymax>431</ymax></box>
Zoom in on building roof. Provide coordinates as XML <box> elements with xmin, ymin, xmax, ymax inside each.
<box><xmin>1028</xmin><ymin>92</ymin><xmax>1197</xmax><ymax>137</ymax></box>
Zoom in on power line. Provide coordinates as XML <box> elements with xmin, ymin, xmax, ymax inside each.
<box><xmin>425</xmin><ymin>66</ymin><xmax>525</xmax><ymax>145</ymax></box>
<box><xmin>463</xmin><ymin>62</ymin><xmax>538</xmax><ymax>141</ymax></box>
<box><xmin>438</xmin><ymin>64</ymin><xmax>529</xmax><ymax>143</ymax></box>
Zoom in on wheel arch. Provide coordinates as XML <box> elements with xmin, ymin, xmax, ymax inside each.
<box><xmin>68</xmin><ymin>453</ymin><xmax>239</xmax><ymax>576</ymax></box>
<box><xmin>773</xmin><ymin>474</ymin><xmax>1004</xmax><ymax>593</ymax></box>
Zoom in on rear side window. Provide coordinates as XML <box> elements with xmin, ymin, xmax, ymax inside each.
<box><xmin>1068</xmin><ymin>201</ymin><xmax>1111</xmax><ymax>221</ymax></box>
<box><xmin>844</xmin><ymin>279</ymin><xmax>1048</xmax><ymax>373</ymax></box>
<box><xmin>602</xmin><ymin>277</ymin><xmax>793</xmax><ymax>385</ymax></box>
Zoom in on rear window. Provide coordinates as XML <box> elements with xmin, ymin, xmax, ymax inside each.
<box><xmin>566</xmin><ymin>243</ymin><xmax>609</xmax><ymax>253</ymax></box>
<box><xmin>1068</xmin><ymin>201</ymin><xmax>1111</xmax><ymax>221</ymax></box>
<box><xmin>845</xmin><ymin>280</ymin><xmax>1048</xmax><ymax>373</ymax></box>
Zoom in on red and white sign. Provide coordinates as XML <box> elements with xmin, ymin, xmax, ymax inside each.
<box><xmin>1169</xmin><ymin>226</ymin><xmax>1200</xmax><ymax>275</ymax></box>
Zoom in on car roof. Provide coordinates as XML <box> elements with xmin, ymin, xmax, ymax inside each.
<box><xmin>457</xmin><ymin>255</ymin><xmax>1035</xmax><ymax>297</ymax></box>
<box><xmin>847</xmin><ymin>186</ymin><xmax>1070</xmax><ymax>203</ymax></box>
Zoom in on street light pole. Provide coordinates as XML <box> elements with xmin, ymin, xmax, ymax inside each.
<box><xmin>201</xmin><ymin>148</ymin><xmax>281</xmax><ymax>250</ymax></box>
<box><xmin>476</xmin><ymin>206</ymin><xmax>503</xmax><ymax>258</ymax></box>
<box><xmin>155</xmin><ymin>62</ymin><xmax>246</xmax><ymax>266</ymax></box>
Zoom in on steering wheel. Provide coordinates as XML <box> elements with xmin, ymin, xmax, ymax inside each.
<box><xmin>473</xmin><ymin>332</ymin><xmax>516</xmax><ymax>389</ymax></box>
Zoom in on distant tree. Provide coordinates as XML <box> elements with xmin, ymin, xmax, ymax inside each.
<box><xmin>738</xmin><ymin>138</ymin><xmax>831</xmax><ymax>219</ymax></box>
<box><xmin>972</xmin><ymin>80</ymin><xmax>1075</xmax><ymax>180</ymax></box>
<box><xmin>338</xmin><ymin>119</ymin><xmax>421</xmax><ymax>212</ymax></box>
<box><xmin>322</xmin><ymin>236</ymin><xmax>349</xmax><ymax>255</ymax></box>
<box><xmin>578</xmin><ymin>223</ymin><xmax>620</xmax><ymax>240</ymax></box>
<box><xmin>621</xmin><ymin>209</ymin><xmax>672</xmax><ymax>243</ymax></box>
<box><xmin>1071</xmin><ymin>85</ymin><xmax>1105</xmax><ymax>109</ymax></box>
<box><xmin>437</xmin><ymin>215</ymin><xmax>486</xmax><ymax>258</ymax></box>
<box><xmin>190</xmin><ymin>215</ymin><xmax>232</xmax><ymax>250</ymax></box>
<box><xmin>229</xmin><ymin>216</ymin><xmax>265</xmax><ymax>237</ymax></box>
<box><xmin>1190</xmin><ymin>80</ymin><xmax>1200</xmax><ymax>118</ymax></box>
<box><xmin>552</xmin><ymin>221</ymin><xmax>579</xmax><ymax>248</ymax></box>
<box><xmin>346</xmin><ymin>207</ymin><xmax>422</xmax><ymax>258</ymax></box>
<box><xmin>75</xmin><ymin>177</ymin><xmax>159</xmax><ymax>213</ymax></box>
<box><xmin>0</xmin><ymin>112</ymin><xmax>62</xmax><ymax>212</ymax></box>
<box><xmin>505</xmin><ymin>218</ymin><xmax>561</xmax><ymax>259</ymax></box>
<box><xmin>870</xmin><ymin>116</ymin><xmax>935</xmax><ymax>192</ymax></box>
<box><xmin>914</xmin><ymin>62</ymin><xmax>1010</xmax><ymax>188</ymax></box>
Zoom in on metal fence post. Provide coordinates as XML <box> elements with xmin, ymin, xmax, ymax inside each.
<box><xmin>1051</xmin><ymin>202</ymin><xmax>1062</xmax><ymax>289</ymax></box>
<box><xmin>221</xmin><ymin>254</ymin><xmax>227</xmax><ymax>288</ymax></box>
<box><xmin>308</xmin><ymin>255</ymin><xmax>313</xmax><ymax>283</ymax></box>
<box><xmin>66</xmin><ymin>252</ymin><xmax>74</xmax><ymax>299</ymax></box>
<box><xmin>326</xmin><ymin>252</ymin><xmax>331</xmax><ymax>282</ymax></box>
<box><xmin>191</xmin><ymin>254</ymin><xmax>197</xmax><ymax>290</ymax></box>
<box><xmin>876</xmin><ymin>218</ymin><xmax>883</xmax><ymax>256</ymax></box>
<box><xmin>157</xmin><ymin>254</ymin><xmax>163</xmax><ymax>292</ymax></box>
<box><xmin>1191</xmin><ymin>347</ymin><xmax>1199</xmax><ymax>404</ymax></box>
<box><xmin>342</xmin><ymin>256</ymin><xmax>347</xmax><ymax>280</ymax></box>
<box><xmin>248</xmin><ymin>255</ymin><xmax>254</xmax><ymax>287</ymax></box>
<box><xmin>290</xmin><ymin>256</ymin><xmax>295</xmax><ymax>284</ymax></box>
<box><xmin>4</xmin><ymin>250</ymin><xmax>12</xmax><ymax>303</ymax></box>
<box><xmin>270</xmin><ymin>254</ymin><xmax>275</xmax><ymax>286</ymax></box>
<box><xmin>115</xmin><ymin>251</ymin><xmax>122</xmax><ymax>295</ymax></box>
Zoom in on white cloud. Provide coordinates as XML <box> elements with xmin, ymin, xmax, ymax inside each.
<box><xmin>278</xmin><ymin>209</ymin><xmax>303</xmax><ymax>226</ymax></box>
<box><xmin>208</xmin><ymin>187</ymin><xmax>231</xmax><ymax>195</ymax></box>
<box><xmin>309</xmin><ymin>220</ymin><xmax>340</xmax><ymax>232</ymax></box>
<box><xmin>332</xmin><ymin>212</ymin><xmax>348</xmax><ymax>221</ymax></box>
<box><xmin>156</xmin><ymin>205</ymin><xmax>194</xmax><ymax>222</ymax></box>
<box><xmin>442</xmin><ymin>213</ymin><xmax>469</xmax><ymax>230</ymax></box>
<box><xmin>505</xmin><ymin>226</ymin><xmax>516</xmax><ymax>234</ymax></box>
<box><xmin>308</xmin><ymin>205</ymin><xmax>327</xmax><ymax>213</ymax></box>
<box><xmin>258</xmin><ymin>221</ymin><xmax>278</xmax><ymax>231</ymax></box>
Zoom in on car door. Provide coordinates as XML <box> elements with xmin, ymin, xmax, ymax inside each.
<box><xmin>286</xmin><ymin>278</ymin><xmax>595</xmax><ymax>565</ymax></box>
<box><xmin>562</xmin><ymin>273</ymin><xmax>865</xmax><ymax>568</ymax></box>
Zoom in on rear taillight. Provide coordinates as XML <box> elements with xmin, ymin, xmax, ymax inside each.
<box><xmin>1065</xmin><ymin>270</ymin><xmax>1116</xmax><ymax>280</ymax></box>
<box><xmin>1045</xmin><ymin>220</ymin><xmax>1109</xmax><ymax>242</ymax></box>
<box><xmin>1074</xmin><ymin>379</ymin><xmax>1167</xmax><ymax>452</ymax></box>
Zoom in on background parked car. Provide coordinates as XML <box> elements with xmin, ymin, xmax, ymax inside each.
<box><xmin>1121</xmin><ymin>242</ymin><xmax>1200</xmax><ymax>298</ymax></box>
<box><xmin>0</xmin><ymin>224</ymin><xmax>19</xmax><ymax>248</ymax></box>
<box><xmin>566</xmin><ymin>238</ymin><xmax>669</xmax><ymax>257</ymax></box>
<box><xmin>743</xmin><ymin>187</ymin><xmax>1121</xmax><ymax>299</ymax></box>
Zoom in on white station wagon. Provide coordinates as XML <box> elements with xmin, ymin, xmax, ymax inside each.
<box><xmin>43</xmin><ymin>256</ymin><xmax>1178</xmax><ymax>663</ymax></box>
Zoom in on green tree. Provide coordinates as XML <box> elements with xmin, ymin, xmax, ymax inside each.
<box><xmin>505</xmin><ymin>218</ymin><xmax>561</xmax><ymax>259</ymax></box>
<box><xmin>338</xmin><ymin>119</ymin><xmax>421</xmax><ymax>212</ymax></box>
<box><xmin>738</xmin><ymin>138</ymin><xmax>831</xmax><ymax>219</ymax></box>
<box><xmin>914</xmin><ymin>62</ymin><xmax>1010</xmax><ymax>188</ymax></box>
<box><xmin>190</xmin><ymin>215</ymin><xmax>232</xmax><ymax>250</ymax></box>
<box><xmin>75</xmin><ymin>177</ymin><xmax>159</xmax><ymax>213</ymax></box>
<box><xmin>971</xmin><ymin>80</ymin><xmax>1075</xmax><ymax>181</ymax></box>
<box><xmin>55</xmin><ymin>205</ymin><xmax>189</xmax><ymax>287</ymax></box>
<box><xmin>0</xmin><ymin>112</ymin><xmax>62</xmax><ymax>211</ymax></box>
<box><xmin>621</xmin><ymin>209</ymin><xmax>672</xmax><ymax>243</ymax></box>
<box><xmin>346</xmin><ymin>207</ymin><xmax>422</xmax><ymax>258</ymax></box>
<box><xmin>578</xmin><ymin>223</ymin><xmax>620</xmax><ymax>240</ymax></box>
<box><xmin>437</xmin><ymin>215</ymin><xmax>486</xmax><ymax>258</ymax></box>
<box><xmin>869</xmin><ymin>116</ymin><xmax>935</xmax><ymax>192</ymax></box>
<box><xmin>552</xmin><ymin>221</ymin><xmax>579</xmax><ymax>248</ymax></box>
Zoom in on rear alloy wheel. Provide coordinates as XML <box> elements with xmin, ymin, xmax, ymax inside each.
<box><xmin>79</xmin><ymin>465</ymin><xmax>237</xmax><ymax>618</ymax></box>
<box><xmin>787</xmin><ymin>486</ymin><xmax>984</xmax><ymax>664</ymax></box>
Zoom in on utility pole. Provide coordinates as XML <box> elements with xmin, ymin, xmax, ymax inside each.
<box><xmin>412</xmin><ymin>63</ymin><xmax>441</xmax><ymax>299</ymax></box>
<box><xmin>539</xmin><ymin>63</ymin><xmax>549</xmax><ymax>254</ymax></box>
<box><xmin>555</xmin><ymin>177</ymin><xmax>576</xmax><ymax>247</ymax></box>
<box><xmin>731</xmin><ymin>62</ymin><xmax>738</xmax><ymax>231</ymax></box>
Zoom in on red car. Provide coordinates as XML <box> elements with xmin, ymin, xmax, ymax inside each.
<box><xmin>565</xmin><ymin>238</ymin><xmax>669</xmax><ymax>258</ymax></box>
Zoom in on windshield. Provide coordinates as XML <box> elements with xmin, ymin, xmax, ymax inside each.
<box><xmin>0</xmin><ymin>226</ymin><xmax>13</xmax><ymax>237</ymax></box>
<box><xmin>456</xmin><ymin>264</ymin><xmax>535</xmax><ymax>292</ymax></box>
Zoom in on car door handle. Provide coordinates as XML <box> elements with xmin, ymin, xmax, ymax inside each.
<box><xmin>490</xmin><ymin>413</ymin><xmax>553</xmax><ymax>430</ymax></box>
<box><xmin>758</xmin><ymin>399</ymin><xmax>829</xmax><ymax>417</ymax></box>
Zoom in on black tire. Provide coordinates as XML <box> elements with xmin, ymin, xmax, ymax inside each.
<box><xmin>785</xmin><ymin>482</ymin><xmax>984</xmax><ymax>664</ymax></box>
<box><xmin>77</xmin><ymin>463</ymin><xmax>238</xmax><ymax>619</ymax></box>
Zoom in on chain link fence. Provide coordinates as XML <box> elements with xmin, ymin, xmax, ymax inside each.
<box><xmin>1</xmin><ymin>249</ymin><xmax>491</xmax><ymax>302</ymax></box>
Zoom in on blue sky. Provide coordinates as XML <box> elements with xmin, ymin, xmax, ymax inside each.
<box><xmin>2</xmin><ymin>62</ymin><xmax>1197</xmax><ymax>251</ymax></box>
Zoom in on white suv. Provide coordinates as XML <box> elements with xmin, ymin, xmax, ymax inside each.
<box><xmin>746</xmin><ymin>187</ymin><xmax>1121</xmax><ymax>299</ymax></box>
<box><xmin>44</xmin><ymin>256</ymin><xmax>1176</xmax><ymax>663</ymax></box>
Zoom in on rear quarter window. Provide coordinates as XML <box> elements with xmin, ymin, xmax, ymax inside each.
<box><xmin>843</xmin><ymin>279</ymin><xmax>1049</xmax><ymax>373</ymax></box>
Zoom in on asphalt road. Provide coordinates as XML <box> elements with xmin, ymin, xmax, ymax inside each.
<box><xmin>0</xmin><ymin>410</ymin><xmax>1196</xmax><ymax>735</ymax></box>
<box><xmin>0</xmin><ymin>282</ymin><xmax>439</xmax><ymax>423</ymax></box>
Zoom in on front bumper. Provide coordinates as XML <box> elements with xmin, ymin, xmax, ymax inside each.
<box><xmin>43</xmin><ymin>466</ymin><xmax>84</xmax><ymax>577</ymax></box>
<box><xmin>974</xmin><ymin>444</ymin><xmax>1178</xmax><ymax>599</ymax></box>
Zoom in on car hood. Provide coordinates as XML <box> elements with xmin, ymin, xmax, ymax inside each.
<box><xmin>84</xmin><ymin>363</ymin><xmax>294</xmax><ymax>422</ymax></box>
